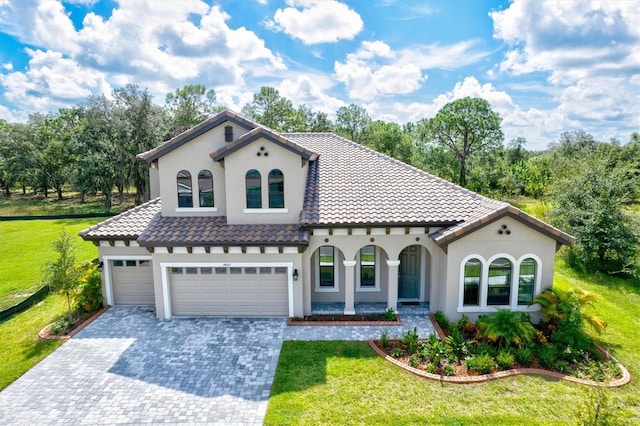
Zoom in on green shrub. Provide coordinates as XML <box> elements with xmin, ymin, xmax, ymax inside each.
<box><xmin>515</xmin><ymin>347</ymin><xmax>534</xmax><ymax>367</ymax></box>
<box><xmin>469</xmin><ymin>342</ymin><xmax>498</xmax><ymax>358</ymax></box>
<box><xmin>72</xmin><ymin>262</ymin><xmax>103</xmax><ymax>314</ymax></box>
<box><xmin>465</xmin><ymin>354</ymin><xmax>495</xmax><ymax>374</ymax></box>
<box><xmin>384</xmin><ymin>308</ymin><xmax>397</xmax><ymax>321</ymax></box>
<box><xmin>443</xmin><ymin>365</ymin><xmax>455</xmax><ymax>376</ymax></box>
<box><xmin>477</xmin><ymin>310</ymin><xmax>535</xmax><ymax>348</ymax></box>
<box><xmin>496</xmin><ymin>351</ymin><xmax>515</xmax><ymax>370</ymax></box>
<box><xmin>380</xmin><ymin>330</ymin><xmax>389</xmax><ymax>348</ymax></box>
<box><xmin>390</xmin><ymin>347</ymin><xmax>404</xmax><ymax>358</ymax></box>
<box><xmin>433</xmin><ymin>311</ymin><xmax>450</xmax><ymax>333</ymax></box>
<box><xmin>444</xmin><ymin>328</ymin><xmax>468</xmax><ymax>359</ymax></box>
<box><xmin>426</xmin><ymin>363</ymin><xmax>438</xmax><ymax>374</ymax></box>
<box><xmin>550</xmin><ymin>321</ymin><xmax>596</xmax><ymax>361</ymax></box>
<box><xmin>456</xmin><ymin>314</ymin><xmax>471</xmax><ymax>332</ymax></box>
<box><xmin>555</xmin><ymin>360</ymin><xmax>570</xmax><ymax>373</ymax></box>
<box><xmin>408</xmin><ymin>354</ymin><xmax>421</xmax><ymax>368</ymax></box>
<box><xmin>402</xmin><ymin>327</ymin><xmax>420</xmax><ymax>355</ymax></box>
<box><xmin>537</xmin><ymin>344</ymin><xmax>558</xmax><ymax>368</ymax></box>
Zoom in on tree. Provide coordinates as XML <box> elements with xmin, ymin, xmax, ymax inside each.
<box><xmin>241</xmin><ymin>87</ymin><xmax>298</xmax><ymax>131</ymax></box>
<box><xmin>44</xmin><ymin>231</ymin><xmax>82</xmax><ymax>322</ymax></box>
<box><xmin>550</xmin><ymin>151</ymin><xmax>639</xmax><ymax>275</ymax></box>
<box><xmin>164</xmin><ymin>84</ymin><xmax>217</xmax><ymax>137</ymax></box>
<box><xmin>335</xmin><ymin>104</ymin><xmax>371</xmax><ymax>144</ymax></box>
<box><xmin>418</xmin><ymin>97</ymin><xmax>503</xmax><ymax>187</ymax></box>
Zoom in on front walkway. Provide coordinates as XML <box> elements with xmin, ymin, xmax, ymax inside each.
<box><xmin>0</xmin><ymin>306</ymin><xmax>434</xmax><ymax>425</ymax></box>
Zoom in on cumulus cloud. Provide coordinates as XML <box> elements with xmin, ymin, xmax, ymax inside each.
<box><xmin>278</xmin><ymin>73</ymin><xmax>346</xmax><ymax>114</ymax></box>
<box><xmin>268</xmin><ymin>0</ymin><xmax>363</xmax><ymax>44</ymax></box>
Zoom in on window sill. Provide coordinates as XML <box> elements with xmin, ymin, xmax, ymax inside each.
<box><xmin>314</xmin><ymin>287</ymin><xmax>339</xmax><ymax>293</ymax></box>
<box><xmin>356</xmin><ymin>286</ymin><xmax>380</xmax><ymax>292</ymax></box>
<box><xmin>175</xmin><ymin>207</ymin><xmax>218</xmax><ymax>213</ymax></box>
<box><xmin>244</xmin><ymin>208</ymin><xmax>288</xmax><ymax>214</ymax></box>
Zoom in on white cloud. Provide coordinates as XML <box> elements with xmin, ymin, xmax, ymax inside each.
<box><xmin>0</xmin><ymin>49</ymin><xmax>112</xmax><ymax>118</ymax></box>
<box><xmin>278</xmin><ymin>73</ymin><xmax>346</xmax><ymax>114</ymax></box>
<box><xmin>334</xmin><ymin>40</ymin><xmax>489</xmax><ymax>101</ymax></box>
<box><xmin>268</xmin><ymin>0</ymin><xmax>363</xmax><ymax>44</ymax></box>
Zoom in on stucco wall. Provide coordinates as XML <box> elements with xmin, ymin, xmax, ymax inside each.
<box><xmin>222</xmin><ymin>138</ymin><xmax>308</xmax><ymax>224</ymax></box>
<box><xmin>441</xmin><ymin>216</ymin><xmax>558</xmax><ymax>321</ymax></box>
<box><xmin>157</xmin><ymin>123</ymin><xmax>249</xmax><ymax>216</ymax></box>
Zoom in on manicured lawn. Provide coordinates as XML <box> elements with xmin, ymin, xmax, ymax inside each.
<box><xmin>266</xmin><ymin>261</ymin><xmax>640</xmax><ymax>424</ymax></box>
<box><xmin>0</xmin><ymin>294</ymin><xmax>67</xmax><ymax>391</ymax></box>
<box><xmin>0</xmin><ymin>218</ymin><xmax>101</xmax><ymax>309</ymax></box>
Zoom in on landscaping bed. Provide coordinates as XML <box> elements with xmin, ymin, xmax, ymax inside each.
<box><xmin>370</xmin><ymin>295</ymin><xmax>629</xmax><ymax>386</ymax></box>
<box><xmin>288</xmin><ymin>308</ymin><xmax>400</xmax><ymax>326</ymax></box>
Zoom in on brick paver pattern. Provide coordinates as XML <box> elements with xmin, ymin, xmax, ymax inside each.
<box><xmin>0</xmin><ymin>306</ymin><xmax>434</xmax><ymax>425</ymax></box>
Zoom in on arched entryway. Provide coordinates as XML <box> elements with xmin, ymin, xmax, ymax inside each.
<box><xmin>398</xmin><ymin>245</ymin><xmax>430</xmax><ymax>301</ymax></box>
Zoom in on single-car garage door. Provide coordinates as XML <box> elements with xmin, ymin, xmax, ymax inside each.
<box><xmin>170</xmin><ymin>266</ymin><xmax>288</xmax><ymax>317</ymax></box>
<box><xmin>111</xmin><ymin>259</ymin><xmax>154</xmax><ymax>305</ymax></box>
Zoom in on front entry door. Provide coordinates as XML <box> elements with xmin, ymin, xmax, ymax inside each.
<box><xmin>399</xmin><ymin>245</ymin><xmax>420</xmax><ymax>299</ymax></box>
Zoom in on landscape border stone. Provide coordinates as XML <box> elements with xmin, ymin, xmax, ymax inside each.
<box><xmin>38</xmin><ymin>305</ymin><xmax>111</xmax><ymax>340</ymax></box>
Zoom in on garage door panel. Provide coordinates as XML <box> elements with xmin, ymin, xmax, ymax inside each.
<box><xmin>170</xmin><ymin>266</ymin><xmax>288</xmax><ymax>317</ymax></box>
<box><xmin>111</xmin><ymin>260</ymin><xmax>154</xmax><ymax>305</ymax></box>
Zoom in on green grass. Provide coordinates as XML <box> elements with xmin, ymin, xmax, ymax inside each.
<box><xmin>266</xmin><ymin>262</ymin><xmax>640</xmax><ymax>425</ymax></box>
<box><xmin>0</xmin><ymin>294</ymin><xmax>67</xmax><ymax>390</ymax></box>
<box><xmin>0</xmin><ymin>218</ymin><xmax>101</xmax><ymax>309</ymax></box>
<box><xmin>0</xmin><ymin>191</ymin><xmax>135</xmax><ymax>216</ymax></box>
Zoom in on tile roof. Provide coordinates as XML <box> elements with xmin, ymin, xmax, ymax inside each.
<box><xmin>137</xmin><ymin>215</ymin><xmax>309</xmax><ymax>247</ymax></box>
<box><xmin>287</xmin><ymin>133</ymin><xmax>509</xmax><ymax>227</ymax></box>
<box><xmin>210</xmin><ymin>126</ymin><xmax>319</xmax><ymax>162</ymax></box>
<box><xmin>137</xmin><ymin>110</ymin><xmax>260</xmax><ymax>163</ymax></box>
<box><xmin>79</xmin><ymin>198</ymin><xmax>161</xmax><ymax>241</ymax></box>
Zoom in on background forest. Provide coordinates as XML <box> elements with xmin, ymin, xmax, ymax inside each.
<box><xmin>1</xmin><ymin>83</ymin><xmax>638</xmax><ymax>279</ymax></box>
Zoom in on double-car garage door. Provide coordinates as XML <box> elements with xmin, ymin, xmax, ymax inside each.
<box><xmin>170</xmin><ymin>266</ymin><xmax>289</xmax><ymax>316</ymax></box>
<box><xmin>110</xmin><ymin>260</ymin><xmax>289</xmax><ymax>316</ymax></box>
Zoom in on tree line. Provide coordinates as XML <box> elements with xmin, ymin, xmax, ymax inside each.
<box><xmin>1</xmin><ymin>84</ymin><xmax>638</xmax><ymax>277</ymax></box>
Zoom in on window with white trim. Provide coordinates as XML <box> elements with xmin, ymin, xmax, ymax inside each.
<box><xmin>246</xmin><ymin>169</ymin><xmax>261</xmax><ymax>208</ymax></box>
<box><xmin>487</xmin><ymin>257</ymin><xmax>512</xmax><ymax>306</ymax></box>
<box><xmin>177</xmin><ymin>170</ymin><xmax>193</xmax><ymax>208</ymax></box>
<box><xmin>319</xmin><ymin>246</ymin><xmax>335</xmax><ymax>288</ymax></box>
<box><xmin>198</xmin><ymin>170</ymin><xmax>214</xmax><ymax>207</ymax></box>
<box><xmin>518</xmin><ymin>258</ymin><xmax>536</xmax><ymax>305</ymax></box>
<box><xmin>268</xmin><ymin>169</ymin><xmax>284</xmax><ymax>208</ymax></box>
<box><xmin>463</xmin><ymin>258</ymin><xmax>481</xmax><ymax>306</ymax></box>
<box><xmin>359</xmin><ymin>245</ymin><xmax>376</xmax><ymax>287</ymax></box>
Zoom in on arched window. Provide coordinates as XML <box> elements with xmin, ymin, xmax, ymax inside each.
<box><xmin>518</xmin><ymin>258</ymin><xmax>536</xmax><ymax>305</ymax></box>
<box><xmin>487</xmin><ymin>258</ymin><xmax>512</xmax><ymax>306</ymax></box>
<box><xmin>246</xmin><ymin>169</ymin><xmax>262</xmax><ymax>208</ymax></box>
<box><xmin>177</xmin><ymin>170</ymin><xmax>193</xmax><ymax>208</ymax></box>
<box><xmin>198</xmin><ymin>170</ymin><xmax>214</xmax><ymax>207</ymax></box>
<box><xmin>360</xmin><ymin>245</ymin><xmax>376</xmax><ymax>287</ymax></box>
<box><xmin>463</xmin><ymin>258</ymin><xmax>481</xmax><ymax>306</ymax></box>
<box><xmin>268</xmin><ymin>169</ymin><xmax>284</xmax><ymax>208</ymax></box>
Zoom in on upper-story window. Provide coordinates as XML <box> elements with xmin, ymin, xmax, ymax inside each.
<box><xmin>246</xmin><ymin>169</ymin><xmax>262</xmax><ymax>208</ymax></box>
<box><xmin>224</xmin><ymin>125</ymin><xmax>233</xmax><ymax>142</ymax></box>
<box><xmin>177</xmin><ymin>170</ymin><xmax>193</xmax><ymax>208</ymax></box>
<box><xmin>198</xmin><ymin>170</ymin><xmax>214</xmax><ymax>207</ymax></box>
<box><xmin>268</xmin><ymin>169</ymin><xmax>284</xmax><ymax>208</ymax></box>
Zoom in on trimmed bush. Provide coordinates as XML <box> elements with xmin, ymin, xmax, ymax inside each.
<box><xmin>465</xmin><ymin>354</ymin><xmax>495</xmax><ymax>374</ymax></box>
<box><xmin>515</xmin><ymin>347</ymin><xmax>534</xmax><ymax>367</ymax></box>
<box><xmin>496</xmin><ymin>351</ymin><xmax>515</xmax><ymax>370</ymax></box>
<box><xmin>537</xmin><ymin>344</ymin><xmax>558</xmax><ymax>368</ymax></box>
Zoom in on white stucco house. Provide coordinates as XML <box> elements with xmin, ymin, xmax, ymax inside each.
<box><xmin>80</xmin><ymin>110</ymin><xmax>574</xmax><ymax>321</ymax></box>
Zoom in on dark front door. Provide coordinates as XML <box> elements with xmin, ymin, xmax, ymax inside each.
<box><xmin>399</xmin><ymin>245</ymin><xmax>420</xmax><ymax>299</ymax></box>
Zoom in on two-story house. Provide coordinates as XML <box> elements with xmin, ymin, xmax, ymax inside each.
<box><xmin>80</xmin><ymin>109</ymin><xmax>574</xmax><ymax>321</ymax></box>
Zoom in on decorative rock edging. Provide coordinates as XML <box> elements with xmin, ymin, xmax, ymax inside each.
<box><xmin>377</xmin><ymin>313</ymin><xmax>631</xmax><ymax>387</ymax></box>
<box><xmin>38</xmin><ymin>305</ymin><xmax>111</xmax><ymax>340</ymax></box>
<box><xmin>368</xmin><ymin>339</ymin><xmax>630</xmax><ymax>387</ymax></box>
<box><xmin>287</xmin><ymin>315</ymin><xmax>401</xmax><ymax>326</ymax></box>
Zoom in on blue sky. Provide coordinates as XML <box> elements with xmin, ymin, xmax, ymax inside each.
<box><xmin>0</xmin><ymin>0</ymin><xmax>638</xmax><ymax>150</ymax></box>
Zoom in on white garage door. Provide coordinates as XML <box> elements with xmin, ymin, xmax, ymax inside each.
<box><xmin>111</xmin><ymin>259</ymin><xmax>154</xmax><ymax>305</ymax></box>
<box><xmin>170</xmin><ymin>266</ymin><xmax>288</xmax><ymax>317</ymax></box>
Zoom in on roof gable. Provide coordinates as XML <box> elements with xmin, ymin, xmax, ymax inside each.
<box><xmin>210</xmin><ymin>126</ymin><xmax>319</xmax><ymax>162</ymax></box>
<box><xmin>137</xmin><ymin>110</ymin><xmax>259</xmax><ymax>163</ymax></box>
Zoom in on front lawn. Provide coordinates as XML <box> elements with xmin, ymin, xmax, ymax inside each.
<box><xmin>266</xmin><ymin>260</ymin><xmax>640</xmax><ymax>424</ymax></box>
<box><xmin>0</xmin><ymin>218</ymin><xmax>101</xmax><ymax>309</ymax></box>
<box><xmin>0</xmin><ymin>294</ymin><xmax>67</xmax><ymax>390</ymax></box>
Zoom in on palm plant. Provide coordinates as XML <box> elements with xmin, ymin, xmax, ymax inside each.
<box><xmin>531</xmin><ymin>287</ymin><xmax>607</xmax><ymax>334</ymax></box>
<box><xmin>477</xmin><ymin>310</ymin><xmax>536</xmax><ymax>348</ymax></box>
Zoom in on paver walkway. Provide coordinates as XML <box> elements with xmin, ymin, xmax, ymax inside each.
<box><xmin>0</xmin><ymin>306</ymin><xmax>434</xmax><ymax>425</ymax></box>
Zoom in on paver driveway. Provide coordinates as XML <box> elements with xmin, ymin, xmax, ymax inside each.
<box><xmin>0</xmin><ymin>306</ymin><xmax>434</xmax><ymax>425</ymax></box>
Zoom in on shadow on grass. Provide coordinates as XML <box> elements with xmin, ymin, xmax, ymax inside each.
<box><xmin>270</xmin><ymin>341</ymin><xmax>377</xmax><ymax>396</ymax></box>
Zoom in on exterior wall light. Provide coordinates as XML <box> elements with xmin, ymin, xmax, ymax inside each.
<box><xmin>293</xmin><ymin>268</ymin><xmax>299</xmax><ymax>281</ymax></box>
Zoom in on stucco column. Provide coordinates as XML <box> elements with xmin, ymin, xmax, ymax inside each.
<box><xmin>343</xmin><ymin>260</ymin><xmax>357</xmax><ymax>315</ymax></box>
<box><xmin>387</xmin><ymin>260</ymin><xmax>401</xmax><ymax>312</ymax></box>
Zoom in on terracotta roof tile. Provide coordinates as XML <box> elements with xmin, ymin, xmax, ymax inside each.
<box><xmin>137</xmin><ymin>215</ymin><xmax>309</xmax><ymax>247</ymax></box>
<box><xmin>79</xmin><ymin>198</ymin><xmax>161</xmax><ymax>241</ymax></box>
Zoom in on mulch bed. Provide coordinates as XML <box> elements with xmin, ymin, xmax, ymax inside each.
<box><xmin>287</xmin><ymin>313</ymin><xmax>401</xmax><ymax>326</ymax></box>
<box><xmin>39</xmin><ymin>305</ymin><xmax>110</xmax><ymax>340</ymax></box>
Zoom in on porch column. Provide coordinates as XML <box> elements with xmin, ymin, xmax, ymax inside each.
<box><xmin>387</xmin><ymin>259</ymin><xmax>401</xmax><ymax>312</ymax></box>
<box><xmin>343</xmin><ymin>260</ymin><xmax>357</xmax><ymax>315</ymax></box>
